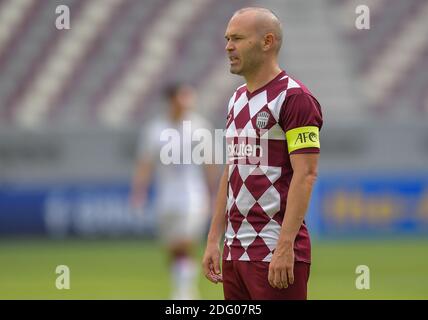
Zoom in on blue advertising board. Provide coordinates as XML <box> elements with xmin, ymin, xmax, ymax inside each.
<box><xmin>0</xmin><ymin>182</ymin><xmax>156</xmax><ymax>237</ymax></box>
<box><xmin>1</xmin><ymin>173</ymin><xmax>428</xmax><ymax>237</ymax></box>
<box><xmin>307</xmin><ymin>173</ymin><xmax>428</xmax><ymax>237</ymax></box>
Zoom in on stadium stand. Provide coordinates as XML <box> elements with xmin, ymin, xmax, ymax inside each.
<box><xmin>0</xmin><ymin>0</ymin><xmax>426</xmax><ymax>129</ymax></box>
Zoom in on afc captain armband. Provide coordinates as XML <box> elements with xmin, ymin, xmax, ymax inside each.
<box><xmin>286</xmin><ymin>126</ymin><xmax>320</xmax><ymax>153</ymax></box>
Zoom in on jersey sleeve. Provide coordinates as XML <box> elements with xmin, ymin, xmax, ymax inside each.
<box><xmin>279</xmin><ymin>92</ymin><xmax>323</xmax><ymax>155</ymax></box>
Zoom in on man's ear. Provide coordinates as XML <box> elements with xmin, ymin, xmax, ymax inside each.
<box><xmin>263</xmin><ymin>33</ymin><xmax>275</xmax><ymax>51</ymax></box>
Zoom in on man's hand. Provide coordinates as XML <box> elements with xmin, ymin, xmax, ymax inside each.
<box><xmin>202</xmin><ymin>166</ymin><xmax>228</xmax><ymax>285</ymax></box>
<box><xmin>268</xmin><ymin>242</ymin><xmax>294</xmax><ymax>289</ymax></box>
<box><xmin>202</xmin><ymin>243</ymin><xmax>223</xmax><ymax>284</ymax></box>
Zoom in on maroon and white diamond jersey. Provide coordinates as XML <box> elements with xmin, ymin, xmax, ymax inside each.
<box><xmin>223</xmin><ymin>70</ymin><xmax>323</xmax><ymax>263</ymax></box>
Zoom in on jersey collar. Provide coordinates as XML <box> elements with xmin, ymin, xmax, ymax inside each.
<box><xmin>245</xmin><ymin>70</ymin><xmax>286</xmax><ymax>99</ymax></box>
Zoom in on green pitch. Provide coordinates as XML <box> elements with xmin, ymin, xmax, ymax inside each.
<box><xmin>0</xmin><ymin>238</ymin><xmax>427</xmax><ymax>299</ymax></box>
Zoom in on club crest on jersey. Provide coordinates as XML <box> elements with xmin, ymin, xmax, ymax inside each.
<box><xmin>256</xmin><ymin>111</ymin><xmax>270</xmax><ymax>129</ymax></box>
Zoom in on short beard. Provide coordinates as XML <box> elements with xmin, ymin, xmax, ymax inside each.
<box><xmin>229</xmin><ymin>44</ymin><xmax>263</xmax><ymax>76</ymax></box>
<box><xmin>230</xmin><ymin>66</ymin><xmax>241</xmax><ymax>75</ymax></box>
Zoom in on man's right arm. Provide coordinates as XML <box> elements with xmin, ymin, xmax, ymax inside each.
<box><xmin>202</xmin><ymin>165</ymin><xmax>229</xmax><ymax>284</ymax></box>
<box><xmin>130</xmin><ymin>158</ymin><xmax>154</xmax><ymax>210</ymax></box>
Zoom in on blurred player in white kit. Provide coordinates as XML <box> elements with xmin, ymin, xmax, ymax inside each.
<box><xmin>131</xmin><ymin>83</ymin><xmax>217</xmax><ymax>299</ymax></box>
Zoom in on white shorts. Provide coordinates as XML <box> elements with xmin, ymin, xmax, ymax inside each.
<box><xmin>157</xmin><ymin>209</ymin><xmax>208</xmax><ymax>245</ymax></box>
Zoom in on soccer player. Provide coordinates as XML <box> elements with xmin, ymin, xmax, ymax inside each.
<box><xmin>202</xmin><ymin>7</ymin><xmax>323</xmax><ymax>300</ymax></box>
<box><xmin>131</xmin><ymin>83</ymin><xmax>216</xmax><ymax>300</ymax></box>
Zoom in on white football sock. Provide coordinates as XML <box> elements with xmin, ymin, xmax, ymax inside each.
<box><xmin>171</xmin><ymin>257</ymin><xmax>199</xmax><ymax>300</ymax></box>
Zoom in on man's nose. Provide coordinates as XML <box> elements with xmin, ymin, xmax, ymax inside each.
<box><xmin>225</xmin><ymin>41</ymin><xmax>234</xmax><ymax>52</ymax></box>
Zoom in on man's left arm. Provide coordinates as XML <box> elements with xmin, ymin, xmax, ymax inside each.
<box><xmin>268</xmin><ymin>153</ymin><xmax>319</xmax><ymax>289</ymax></box>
